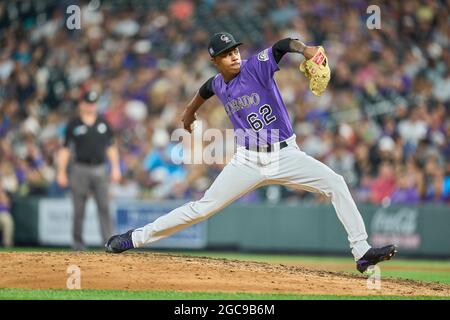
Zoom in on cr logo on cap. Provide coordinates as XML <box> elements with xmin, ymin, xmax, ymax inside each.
<box><xmin>220</xmin><ymin>34</ymin><xmax>231</xmax><ymax>43</ymax></box>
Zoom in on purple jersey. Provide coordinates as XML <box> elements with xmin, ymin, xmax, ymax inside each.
<box><xmin>211</xmin><ymin>47</ymin><xmax>294</xmax><ymax>147</ymax></box>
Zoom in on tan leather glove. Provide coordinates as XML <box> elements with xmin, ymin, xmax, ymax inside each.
<box><xmin>299</xmin><ymin>46</ymin><xmax>331</xmax><ymax>96</ymax></box>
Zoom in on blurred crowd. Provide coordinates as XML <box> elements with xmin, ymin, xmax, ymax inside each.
<box><xmin>0</xmin><ymin>0</ymin><xmax>449</xmax><ymax>215</ymax></box>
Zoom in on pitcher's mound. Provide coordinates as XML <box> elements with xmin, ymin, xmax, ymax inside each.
<box><xmin>1</xmin><ymin>252</ymin><xmax>449</xmax><ymax>296</ymax></box>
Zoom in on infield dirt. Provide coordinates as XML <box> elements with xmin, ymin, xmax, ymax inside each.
<box><xmin>1</xmin><ymin>252</ymin><xmax>449</xmax><ymax>297</ymax></box>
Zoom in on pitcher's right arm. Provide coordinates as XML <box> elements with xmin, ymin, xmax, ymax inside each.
<box><xmin>182</xmin><ymin>77</ymin><xmax>215</xmax><ymax>133</ymax></box>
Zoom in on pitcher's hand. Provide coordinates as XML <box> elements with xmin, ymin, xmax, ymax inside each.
<box><xmin>182</xmin><ymin>109</ymin><xmax>197</xmax><ymax>133</ymax></box>
<box><xmin>303</xmin><ymin>46</ymin><xmax>319</xmax><ymax>60</ymax></box>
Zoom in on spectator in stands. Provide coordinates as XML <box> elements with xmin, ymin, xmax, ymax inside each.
<box><xmin>325</xmin><ymin>137</ymin><xmax>357</xmax><ymax>187</ymax></box>
<box><xmin>142</xmin><ymin>128</ymin><xmax>187</xmax><ymax>199</ymax></box>
<box><xmin>391</xmin><ymin>167</ymin><xmax>420</xmax><ymax>204</ymax></box>
<box><xmin>370</xmin><ymin>161</ymin><xmax>396</xmax><ymax>204</ymax></box>
<box><xmin>423</xmin><ymin>154</ymin><xmax>444</xmax><ymax>201</ymax></box>
<box><xmin>0</xmin><ymin>161</ymin><xmax>18</xmax><ymax>194</ymax></box>
<box><xmin>0</xmin><ymin>187</ymin><xmax>14</xmax><ymax>247</ymax></box>
<box><xmin>443</xmin><ymin>163</ymin><xmax>450</xmax><ymax>202</ymax></box>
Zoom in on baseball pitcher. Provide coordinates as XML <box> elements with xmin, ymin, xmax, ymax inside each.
<box><xmin>106</xmin><ymin>32</ymin><xmax>396</xmax><ymax>273</ymax></box>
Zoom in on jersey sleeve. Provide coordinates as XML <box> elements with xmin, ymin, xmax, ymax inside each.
<box><xmin>246</xmin><ymin>47</ymin><xmax>280</xmax><ymax>88</ymax></box>
<box><xmin>199</xmin><ymin>76</ymin><xmax>215</xmax><ymax>100</ymax></box>
<box><xmin>272</xmin><ymin>38</ymin><xmax>292</xmax><ymax>64</ymax></box>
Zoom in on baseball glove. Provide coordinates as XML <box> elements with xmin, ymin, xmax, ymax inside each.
<box><xmin>299</xmin><ymin>46</ymin><xmax>331</xmax><ymax>96</ymax></box>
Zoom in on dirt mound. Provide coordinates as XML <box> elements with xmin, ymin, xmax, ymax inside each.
<box><xmin>1</xmin><ymin>252</ymin><xmax>449</xmax><ymax>296</ymax></box>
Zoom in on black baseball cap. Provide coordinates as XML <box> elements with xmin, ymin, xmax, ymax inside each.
<box><xmin>208</xmin><ymin>32</ymin><xmax>243</xmax><ymax>57</ymax></box>
<box><xmin>83</xmin><ymin>90</ymin><xmax>99</xmax><ymax>103</ymax></box>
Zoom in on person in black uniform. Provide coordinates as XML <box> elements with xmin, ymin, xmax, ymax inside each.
<box><xmin>57</xmin><ymin>90</ymin><xmax>121</xmax><ymax>250</ymax></box>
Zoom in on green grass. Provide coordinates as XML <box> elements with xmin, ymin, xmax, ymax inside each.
<box><xmin>376</xmin><ymin>271</ymin><xmax>450</xmax><ymax>285</ymax></box>
<box><xmin>0</xmin><ymin>288</ymin><xmax>448</xmax><ymax>300</ymax></box>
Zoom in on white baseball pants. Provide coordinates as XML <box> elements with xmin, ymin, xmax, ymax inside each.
<box><xmin>132</xmin><ymin>135</ymin><xmax>371</xmax><ymax>260</ymax></box>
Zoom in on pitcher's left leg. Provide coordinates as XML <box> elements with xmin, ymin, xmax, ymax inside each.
<box><xmin>272</xmin><ymin>145</ymin><xmax>370</xmax><ymax>260</ymax></box>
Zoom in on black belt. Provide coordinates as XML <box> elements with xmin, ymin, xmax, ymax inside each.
<box><xmin>245</xmin><ymin>140</ymin><xmax>288</xmax><ymax>152</ymax></box>
<box><xmin>76</xmin><ymin>160</ymin><xmax>104</xmax><ymax>166</ymax></box>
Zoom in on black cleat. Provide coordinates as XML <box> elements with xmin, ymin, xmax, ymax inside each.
<box><xmin>356</xmin><ymin>245</ymin><xmax>397</xmax><ymax>273</ymax></box>
<box><xmin>105</xmin><ymin>230</ymin><xmax>135</xmax><ymax>253</ymax></box>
